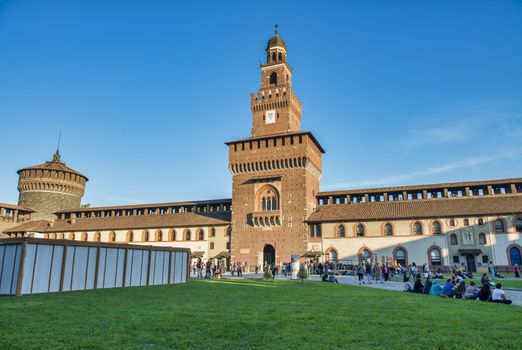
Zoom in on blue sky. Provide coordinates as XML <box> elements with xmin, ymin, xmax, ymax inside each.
<box><xmin>1</xmin><ymin>0</ymin><xmax>521</xmax><ymax>206</ymax></box>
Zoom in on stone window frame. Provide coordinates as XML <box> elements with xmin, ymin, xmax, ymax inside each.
<box><xmin>354</xmin><ymin>223</ymin><xmax>366</xmax><ymax>237</ymax></box>
<box><xmin>430</xmin><ymin>220</ymin><xmax>443</xmax><ymax>235</ymax></box>
<box><xmin>493</xmin><ymin>218</ymin><xmax>507</xmax><ymax>234</ymax></box>
<box><xmin>506</xmin><ymin>243</ymin><xmax>522</xmax><ymax>266</ymax></box>
<box><xmin>94</xmin><ymin>231</ymin><xmax>101</xmax><ymax>242</ymax></box>
<box><xmin>382</xmin><ymin>222</ymin><xmax>394</xmax><ymax>236</ymax></box>
<box><xmin>411</xmin><ymin>221</ymin><xmax>423</xmax><ymax>235</ymax></box>
<box><xmin>450</xmin><ymin>233</ymin><xmax>458</xmax><ymax>245</ymax></box>
<box><xmin>325</xmin><ymin>247</ymin><xmax>338</xmax><ymax>263</ymax></box>
<box><xmin>155</xmin><ymin>229</ymin><xmax>163</xmax><ymax>242</ymax></box>
<box><xmin>142</xmin><ymin>230</ymin><xmax>150</xmax><ymax>242</ymax></box>
<box><xmin>392</xmin><ymin>245</ymin><xmax>408</xmax><ymax>266</ymax></box>
<box><xmin>335</xmin><ymin>224</ymin><xmax>346</xmax><ymax>238</ymax></box>
<box><xmin>478</xmin><ymin>233</ymin><xmax>486</xmax><ymax>245</ymax></box>
<box><xmin>427</xmin><ymin>245</ymin><xmax>444</xmax><ymax>266</ymax></box>
<box><xmin>184</xmin><ymin>229</ymin><xmax>191</xmax><ymax>241</ymax></box>
<box><xmin>109</xmin><ymin>231</ymin><xmax>116</xmax><ymax>242</ymax></box>
<box><xmin>126</xmin><ymin>230</ymin><xmax>134</xmax><ymax>242</ymax></box>
<box><xmin>168</xmin><ymin>229</ymin><xmax>176</xmax><ymax>241</ymax></box>
<box><xmin>197</xmin><ymin>229</ymin><xmax>205</xmax><ymax>241</ymax></box>
<box><xmin>513</xmin><ymin>216</ymin><xmax>522</xmax><ymax>232</ymax></box>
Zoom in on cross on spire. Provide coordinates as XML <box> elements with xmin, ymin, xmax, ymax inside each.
<box><xmin>274</xmin><ymin>24</ymin><xmax>278</xmax><ymax>35</ymax></box>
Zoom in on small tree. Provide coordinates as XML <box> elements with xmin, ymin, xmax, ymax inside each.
<box><xmin>297</xmin><ymin>265</ymin><xmax>308</xmax><ymax>283</ymax></box>
<box><xmin>263</xmin><ymin>265</ymin><xmax>273</xmax><ymax>280</ymax></box>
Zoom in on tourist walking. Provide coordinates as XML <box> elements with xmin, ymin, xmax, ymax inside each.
<box><xmin>514</xmin><ymin>263</ymin><xmax>520</xmax><ymax>278</ymax></box>
<box><xmin>381</xmin><ymin>263</ymin><xmax>390</xmax><ymax>282</ymax></box>
<box><xmin>372</xmin><ymin>263</ymin><xmax>380</xmax><ymax>283</ymax></box>
<box><xmin>357</xmin><ymin>263</ymin><xmax>365</xmax><ymax>285</ymax></box>
<box><xmin>488</xmin><ymin>262</ymin><xmax>496</xmax><ymax>281</ymax></box>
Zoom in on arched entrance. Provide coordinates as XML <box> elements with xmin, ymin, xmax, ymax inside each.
<box><xmin>263</xmin><ymin>244</ymin><xmax>275</xmax><ymax>266</ymax></box>
<box><xmin>466</xmin><ymin>255</ymin><xmax>476</xmax><ymax>273</ymax></box>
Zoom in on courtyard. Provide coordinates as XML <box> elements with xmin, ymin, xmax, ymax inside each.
<box><xmin>0</xmin><ymin>278</ymin><xmax>520</xmax><ymax>349</ymax></box>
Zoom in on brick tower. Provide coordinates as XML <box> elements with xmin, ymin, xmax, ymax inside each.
<box><xmin>226</xmin><ymin>28</ymin><xmax>324</xmax><ymax>270</ymax></box>
<box><xmin>17</xmin><ymin>151</ymin><xmax>88</xmax><ymax>220</ymax></box>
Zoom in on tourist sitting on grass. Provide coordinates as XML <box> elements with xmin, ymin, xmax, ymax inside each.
<box><xmin>478</xmin><ymin>283</ymin><xmax>491</xmax><ymax>301</ymax></box>
<box><xmin>441</xmin><ymin>279</ymin><xmax>455</xmax><ymax>298</ymax></box>
<box><xmin>413</xmin><ymin>278</ymin><xmax>424</xmax><ymax>293</ymax></box>
<box><xmin>429</xmin><ymin>280</ymin><xmax>442</xmax><ymax>296</ymax></box>
<box><xmin>491</xmin><ymin>283</ymin><xmax>512</xmax><ymax>305</ymax></box>
<box><xmin>464</xmin><ymin>282</ymin><xmax>480</xmax><ymax>300</ymax></box>
<box><xmin>454</xmin><ymin>279</ymin><xmax>466</xmax><ymax>299</ymax></box>
<box><xmin>403</xmin><ymin>282</ymin><xmax>413</xmax><ymax>292</ymax></box>
<box><xmin>424</xmin><ymin>278</ymin><xmax>433</xmax><ymax>295</ymax></box>
<box><xmin>481</xmin><ymin>273</ymin><xmax>489</xmax><ymax>286</ymax></box>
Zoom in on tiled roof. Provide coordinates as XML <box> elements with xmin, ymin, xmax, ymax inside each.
<box><xmin>0</xmin><ymin>202</ymin><xmax>35</xmax><ymax>212</ymax></box>
<box><xmin>17</xmin><ymin>152</ymin><xmax>88</xmax><ymax>180</ymax></box>
<box><xmin>6</xmin><ymin>212</ymin><xmax>232</xmax><ymax>233</ymax></box>
<box><xmin>4</xmin><ymin>220</ymin><xmax>53</xmax><ymax>233</ymax></box>
<box><xmin>318</xmin><ymin>177</ymin><xmax>522</xmax><ymax>196</ymax></box>
<box><xmin>307</xmin><ymin>194</ymin><xmax>522</xmax><ymax>222</ymax></box>
<box><xmin>54</xmin><ymin>198</ymin><xmax>232</xmax><ymax>214</ymax></box>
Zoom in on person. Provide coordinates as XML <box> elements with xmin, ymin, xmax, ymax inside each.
<box><xmin>237</xmin><ymin>263</ymin><xmax>242</xmax><ymax>277</ymax></box>
<box><xmin>491</xmin><ymin>283</ymin><xmax>512</xmax><ymax>304</ymax></box>
<box><xmin>488</xmin><ymin>262</ymin><xmax>496</xmax><ymax>281</ymax></box>
<box><xmin>365</xmin><ymin>261</ymin><xmax>372</xmax><ymax>284</ymax></box>
<box><xmin>381</xmin><ymin>263</ymin><xmax>390</xmax><ymax>282</ymax></box>
<box><xmin>196</xmin><ymin>258</ymin><xmax>203</xmax><ymax>278</ymax></box>
<box><xmin>455</xmin><ymin>279</ymin><xmax>466</xmax><ymax>299</ymax></box>
<box><xmin>464</xmin><ymin>282</ymin><xmax>480</xmax><ymax>300</ymax></box>
<box><xmin>356</xmin><ymin>263</ymin><xmax>365</xmax><ymax>285</ymax></box>
<box><xmin>424</xmin><ymin>278</ymin><xmax>433</xmax><ymax>295</ymax></box>
<box><xmin>205</xmin><ymin>260</ymin><xmax>211</xmax><ymax>279</ymax></box>
<box><xmin>478</xmin><ymin>282</ymin><xmax>491</xmax><ymax>301</ymax></box>
<box><xmin>481</xmin><ymin>273</ymin><xmax>489</xmax><ymax>286</ymax></box>
<box><xmin>429</xmin><ymin>280</ymin><xmax>442</xmax><ymax>296</ymax></box>
<box><xmin>255</xmin><ymin>265</ymin><xmax>259</xmax><ymax>274</ymax></box>
<box><xmin>514</xmin><ymin>264</ymin><xmax>520</xmax><ymax>278</ymax></box>
<box><xmin>318</xmin><ymin>262</ymin><xmax>324</xmax><ymax>276</ymax></box>
<box><xmin>413</xmin><ymin>278</ymin><xmax>424</xmax><ymax>293</ymax></box>
<box><xmin>403</xmin><ymin>282</ymin><xmax>413</xmax><ymax>292</ymax></box>
<box><xmin>441</xmin><ymin>279</ymin><xmax>455</xmax><ymax>298</ymax></box>
<box><xmin>372</xmin><ymin>263</ymin><xmax>380</xmax><ymax>283</ymax></box>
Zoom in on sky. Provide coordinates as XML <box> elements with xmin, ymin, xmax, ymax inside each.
<box><xmin>1</xmin><ymin>0</ymin><xmax>521</xmax><ymax>206</ymax></box>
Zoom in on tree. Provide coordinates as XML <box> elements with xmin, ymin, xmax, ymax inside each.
<box><xmin>297</xmin><ymin>264</ymin><xmax>308</xmax><ymax>283</ymax></box>
<box><xmin>263</xmin><ymin>265</ymin><xmax>273</xmax><ymax>280</ymax></box>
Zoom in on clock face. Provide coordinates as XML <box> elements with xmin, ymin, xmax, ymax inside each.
<box><xmin>265</xmin><ymin>110</ymin><xmax>276</xmax><ymax>124</ymax></box>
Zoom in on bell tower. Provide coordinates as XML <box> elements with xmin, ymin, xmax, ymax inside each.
<box><xmin>251</xmin><ymin>25</ymin><xmax>302</xmax><ymax>137</ymax></box>
<box><xmin>227</xmin><ymin>27</ymin><xmax>325</xmax><ymax>270</ymax></box>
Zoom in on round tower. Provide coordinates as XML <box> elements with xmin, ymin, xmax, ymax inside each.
<box><xmin>17</xmin><ymin>151</ymin><xmax>88</xmax><ymax>220</ymax></box>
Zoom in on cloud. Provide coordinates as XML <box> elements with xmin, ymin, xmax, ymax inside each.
<box><xmin>323</xmin><ymin>152</ymin><xmax>518</xmax><ymax>190</ymax></box>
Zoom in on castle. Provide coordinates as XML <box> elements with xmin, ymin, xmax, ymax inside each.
<box><xmin>2</xmin><ymin>30</ymin><xmax>522</xmax><ymax>273</ymax></box>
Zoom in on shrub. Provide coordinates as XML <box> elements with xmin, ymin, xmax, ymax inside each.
<box><xmin>264</xmin><ymin>265</ymin><xmax>273</xmax><ymax>280</ymax></box>
<box><xmin>297</xmin><ymin>265</ymin><xmax>308</xmax><ymax>283</ymax></box>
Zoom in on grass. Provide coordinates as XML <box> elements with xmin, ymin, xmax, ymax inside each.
<box><xmin>0</xmin><ymin>279</ymin><xmax>520</xmax><ymax>350</ymax></box>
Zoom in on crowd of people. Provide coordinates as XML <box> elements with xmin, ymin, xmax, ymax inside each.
<box><xmin>404</xmin><ymin>271</ymin><xmax>513</xmax><ymax>305</ymax></box>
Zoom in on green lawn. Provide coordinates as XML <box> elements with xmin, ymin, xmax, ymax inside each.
<box><xmin>0</xmin><ymin>279</ymin><xmax>519</xmax><ymax>349</ymax></box>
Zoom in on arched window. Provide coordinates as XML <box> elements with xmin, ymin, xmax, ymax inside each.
<box><xmin>81</xmin><ymin>232</ymin><xmax>88</xmax><ymax>241</ymax></box>
<box><xmin>68</xmin><ymin>233</ymin><xmax>75</xmax><ymax>240</ymax></box>
<box><xmin>432</xmin><ymin>221</ymin><xmax>442</xmax><ymax>235</ymax></box>
<box><xmin>463</xmin><ymin>218</ymin><xmax>469</xmax><ymax>226</ymax></box>
<box><xmin>510</xmin><ymin>247</ymin><xmax>521</xmax><ymax>265</ymax></box>
<box><xmin>356</xmin><ymin>224</ymin><xmax>365</xmax><ymax>237</ymax></box>
<box><xmin>169</xmin><ymin>230</ymin><xmax>176</xmax><ymax>241</ymax></box>
<box><xmin>143</xmin><ymin>231</ymin><xmax>149</xmax><ymax>242</ymax></box>
<box><xmin>256</xmin><ymin>185</ymin><xmax>279</xmax><ymax>212</ymax></box>
<box><xmin>384</xmin><ymin>223</ymin><xmax>393</xmax><ymax>236</ymax></box>
<box><xmin>95</xmin><ymin>232</ymin><xmax>101</xmax><ymax>242</ymax></box>
<box><xmin>337</xmin><ymin>225</ymin><xmax>345</xmax><ymax>238</ymax></box>
<box><xmin>210</xmin><ymin>228</ymin><xmax>216</xmax><ymax>237</ymax></box>
<box><xmin>271</xmin><ymin>52</ymin><xmax>276</xmax><ymax>63</ymax></box>
<box><xmin>495</xmin><ymin>219</ymin><xmax>505</xmax><ymax>233</ymax></box>
<box><xmin>269</xmin><ymin>72</ymin><xmax>277</xmax><ymax>85</ymax></box>
<box><xmin>109</xmin><ymin>232</ymin><xmax>116</xmax><ymax>242</ymax></box>
<box><xmin>430</xmin><ymin>248</ymin><xmax>442</xmax><ymax>266</ymax></box>
<box><xmin>185</xmin><ymin>230</ymin><xmax>191</xmax><ymax>241</ymax></box>
<box><xmin>413</xmin><ymin>222</ymin><xmax>423</xmax><ymax>235</ymax></box>
<box><xmin>327</xmin><ymin>249</ymin><xmax>337</xmax><ymax>263</ymax></box>
<box><xmin>156</xmin><ymin>230</ymin><xmax>163</xmax><ymax>242</ymax></box>
<box><xmin>450</xmin><ymin>234</ymin><xmax>458</xmax><ymax>245</ymax></box>
<box><xmin>198</xmin><ymin>229</ymin><xmax>204</xmax><ymax>241</ymax></box>
<box><xmin>278</xmin><ymin>52</ymin><xmax>283</xmax><ymax>61</ymax></box>
<box><xmin>449</xmin><ymin>219</ymin><xmax>456</xmax><ymax>227</ymax></box>
<box><xmin>478</xmin><ymin>233</ymin><xmax>486</xmax><ymax>245</ymax></box>
<box><xmin>395</xmin><ymin>249</ymin><xmax>406</xmax><ymax>265</ymax></box>
<box><xmin>477</xmin><ymin>218</ymin><xmax>484</xmax><ymax>225</ymax></box>
<box><xmin>57</xmin><ymin>233</ymin><xmax>64</xmax><ymax>240</ymax></box>
<box><xmin>127</xmin><ymin>231</ymin><xmax>134</xmax><ymax>242</ymax></box>
<box><xmin>361</xmin><ymin>249</ymin><xmax>371</xmax><ymax>262</ymax></box>
<box><xmin>515</xmin><ymin>218</ymin><xmax>522</xmax><ymax>232</ymax></box>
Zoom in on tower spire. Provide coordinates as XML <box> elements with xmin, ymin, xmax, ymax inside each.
<box><xmin>274</xmin><ymin>23</ymin><xmax>278</xmax><ymax>35</ymax></box>
<box><xmin>53</xmin><ymin>128</ymin><xmax>62</xmax><ymax>162</ymax></box>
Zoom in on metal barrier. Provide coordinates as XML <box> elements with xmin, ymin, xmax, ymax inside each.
<box><xmin>0</xmin><ymin>238</ymin><xmax>190</xmax><ymax>296</ymax></box>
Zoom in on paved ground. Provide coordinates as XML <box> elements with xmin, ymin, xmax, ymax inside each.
<box><xmin>201</xmin><ymin>272</ymin><xmax>522</xmax><ymax>307</ymax></box>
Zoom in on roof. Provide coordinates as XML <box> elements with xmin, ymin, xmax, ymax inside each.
<box><xmin>17</xmin><ymin>151</ymin><xmax>88</xmax><ymax>180</ymax></box>
<box><xmin>4</xmin><ymin>220</ymin><xmax>53</xmax><ymax>233</ymax></box>
<box><xmin>225</xmin><ymin>131</ymin><xmax>325</xmax><ymax>154</ymax></box>
<box><xmin>7</xmin><ymin>212</ymin><xmax>231</xmax><ymax>233</ymax></box>
<box><xmin>267</xmin><ymin>34</ymin><xmax>286</xmax><ymax>50</ymax></box>
<box><xmin>54</xmin><ymin>198</ymin><xmax>232</xmax><ymax>214</ymax></box>
<box><xmin>306</xmin><ymin>194</ymin><xmax>522</xmax><ymax>222</ymax></box>
<box><xmin>0</xmin><ymin>202</ymin><xmax>35</xmax><ymax>212</ymax></box>
<box><xmin>317</xmin><ymin>178</ymin><xmax>522</xmax><ymax>197</ymax></box>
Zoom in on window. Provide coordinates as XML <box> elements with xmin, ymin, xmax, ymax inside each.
<box><xmin>310</xmin><ymin>224</ymin><xmax>321</xmax><ymax>238</ymax></box>
<box><xmin>226</xmin><ymin>242</ymin><xmax>231</xmax><ymax>250</ymax></box>
<box><xmin>327</xmin><ymin>249</ymin><xmax>337</xmax><ymax>263</ymax></box>
<box><xmin>430</xmin><ymin>248</ymin><xmax>442</xmax><ymax>266</ymax></box>
<box><xmin>257</xmin><ymin>185</ymin><xmax>279</xmax><ymax>212</ymax></box>
<box><xmin>157</xmin><ymin>231</ymin><xmax>163</xmax><ymax>241</ymax></box>
<box><xmin>495</xmin><ymin>220</ymin><xmax>505</xmax><ymax>233</ymax></box>
<box><xmin>109</xmin><ymin>232</ymin><xmax>116</xmax><ymax>242</ymax></box>
<box><xmin>463</xmin><ymin>219</ymin><xmax>469</xmax><ymax>226</ymax></box>
<box><xmin>337</xmin><ymin>225</ymin><xmax>345</xmax><ymax>238</ymax></box>
<box><xmin>450</xmin><ymin>234</ymin><xmax>458</xmax><ymax>245</ymax></box>
<box><xmin>384</xmin><ymin>223</ymin><xmax>393</xmax><ymax>236</ymax></box>
<box><xmin>143</xmin><ymin>231</ymin><xmax>149</xmax><ymax>242</ymax></box>
<box><xmin>432</xmin><ymin>221</ymin><xmax>442</xmax><ymax>235</ymax></box>
<box><xmin>413</xmin><ymin>222</ymin><xmax>423</xmax><ymax>235</ymax></box>
<box><xmin>81</xmin><ymin>232</ymin><xmax>88</xmax><ymax>241</ymax></box>
<box><xmin>395</xmin><ymin>249</ymin><xmax>406</xmax><ymax>265</ymax></box>
<box><xmin>170</xmin><ymin>230</ymin><xmax>176</xmax><ymax>241</ymax></box>
<box><xmin>127</xmin><ymin>231</ymin><xmax>134</xmax><ymax>242</ymax></box>
<box><xmin>185</xmin><ymin>230</ymin><xmax>191</xmax><ymax>241</ymax></box>
<box><xmin>356</xmin><ymin>224</ymin><xmax>365</xmax><ymax>237</ymax></box>
<box><xmin>269</xmin><ymin>72</ymin><xmax>277</xmax><ymax>85</ymax></box>
<box><xmin>210</xmin><ymin>242</ymin><xmax>214</xmax><ymax>249</ymax></box>
<box><xmin>478</xmin><ymin>233</ymin><xmax>486</xmax><ymax>245</ymax></box>
<box><xmin>510</xmin><ymin>247</ymin><xmax>522</xmax><ymax>265</ymax></box>
<box><xmin>515</xmin><ymin>218</ymin><xmax>522</xmax><ymax>232</ymax></box>
<box><xmin>361</xmin><ymin>249</ymin><xmax>371</xmax><ymax>262</ymax></box>
<box><xmin>69</xmin><ymin>233</ymin><xmax>76</xmax><ymax>240</ymax></box>
<box><xmin>95</xmin><ymin>232</ymin><xmax>101</xmax><ymax>242</ymax></box>
<box><xmin>449</xmin><ymin>219</ymin><xmax>456</xmax><ymax>227</ymax></box>
<box><xmin>453</xmin><ymin>256</ymin><xmax>460</xmax><ymax>263</ymax></box>
<box><xmin>477</xmin><ymin>218</ymin><xmax>484</xmax><ymax>226</ymax></box>
<box><xmin>198</xmin><ymin>230</ymin><xmax>204</xmax><ymax>241</ymax></box>
<box><xmin>210</xmin><ymin>228</ymin><xmax>216</xmax><ymax>237</ymax></box>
